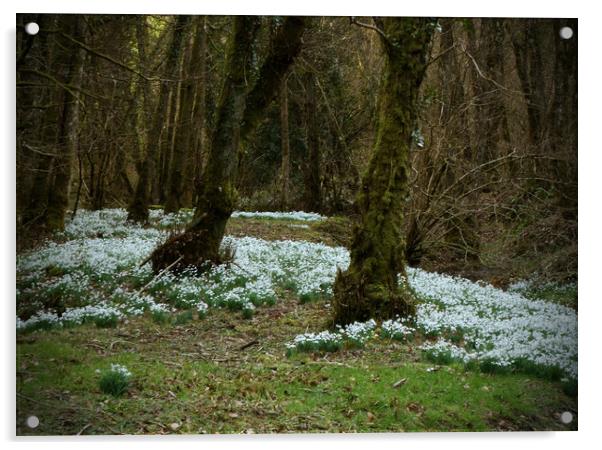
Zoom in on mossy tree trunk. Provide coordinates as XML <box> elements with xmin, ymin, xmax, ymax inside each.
<box><xmin>127</xmin><ymin>15</ymin><xmax>190</xmax><ymax>223</ymax></box>
<box><xmin>332</xmin><ymin>18</ymin><xmax>433</xmax><ymax>325</ymax></box>
<box><xmin>151</xmin><ymin>16</ymin><xmax>306</xmax><ymax>273</ymax></box>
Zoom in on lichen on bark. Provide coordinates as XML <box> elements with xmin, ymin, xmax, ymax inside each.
<box><xmin>331</xmin><ymin>18</ymin><xmax>433</xmax><ymax>325</ymax></box>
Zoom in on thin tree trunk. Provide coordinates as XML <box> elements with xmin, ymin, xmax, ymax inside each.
<box><xmin>192</xmin><ymin>16</ymin><xmax>208</xmax><ymax>204</ymax></box>
<box><xmin>159</xmin><ymin>81</ymin><xmax>180</xmax><ymax>204</ymax></box>
<box><xmin>165</xmin><ymin>17</ymin><xmax>201</xmax><ymax>213</ymax></box>
<box><xmin>279</xmin><ymin>75</ymin><xmax>290</xmax><ymax>209</ymax></box>
<box><xmin>332</xmin><ymin>17</ymin><xmax>433</xmax><ymax>325</ymax></box>
<box><xmin>127</xmin><ymin>15</ymin><xmax>190</xmax><ymax>223</ymax></box>
<box><xmin>303</xmin><ymin>72</ymin><xmax>321</xmax><ymax>212</ymax></box>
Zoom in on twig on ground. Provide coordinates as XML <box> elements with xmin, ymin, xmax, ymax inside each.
<box><xmin>239</xmin><ymin>339</ymin><xmax>259</xmax><ymax>351</ymax></box>
<box><xmin>77</xmin><ymin>423</ymin><xmax>92</xmax><ymax>435</ymax></box>
<box><xmin>138</xmin><ymin>255</ymin><xmax>184</xmax><ymax>293</ymax></box>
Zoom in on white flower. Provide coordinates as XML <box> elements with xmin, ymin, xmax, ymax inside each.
<box><xmin>109</xmin><ymin>363</ymin><xmax>132</xmax><ymax>379</ymax></box>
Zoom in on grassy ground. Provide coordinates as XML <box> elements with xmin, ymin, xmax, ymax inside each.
<box><xmin>226</xmin><ymin>216</ymin><xmax>347</xmax><ymax>247</ymax></box>
<box><xmin>16</xmin><ymin>292</ymin><xmax>577</xmax><ymax>435</ymax></box>
<box><xmin>16</xmin><ymin>214</ymin><xmax>577</xmax><ymax>434</ymax></box>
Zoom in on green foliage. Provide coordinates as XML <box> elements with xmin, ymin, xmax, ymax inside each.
<box><xmin>151</xmin><ymin>309</ymin><xmax>170</xmax><ymax>324</ymax></box>
<box><xmin>174</xmin><ymin>310</ymin><xmax>193</xmax><ymax>325</ymax></box>
<box><xmin>299</xmin><ymin>292</ymin><xmax>321</xmax><ymax>304</ymax></box>
<box><xmin>99</xmin><ymin>371</ymin><xmax>129</xmax><ymax>397</ymax></box>
<box><xmin>93</xmin><ymin>314</ymin><xmax>119</xmax><ymax>328</ymax></box>
<box><xmin>561</xmin><ymin>378</ymin><xmax>578</xmax><ymax>398</ymax></box>
<box><xmin>423</xmin><ymin>348</ymin><xmax>456</xmax><ymax>366</ymax></box>
<box><xmin>517</xmin><ymin>283</ymin><xmax>577</xmax><ymax>310</ymax></box>
<box><xmin>241</xmin><ymin>306</ymin><xmax>255</xmax><ymax>319</ymax></box>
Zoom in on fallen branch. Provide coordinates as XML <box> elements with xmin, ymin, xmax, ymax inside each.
<box><xmin>239</xmin><ymin>339</ymin><xmax>259</xmax><ymax>351</ymax></box>
<box><xmin>138</xmin><ymin>255</ymin><xmax>184</xmax><ymax>293</ymax></box>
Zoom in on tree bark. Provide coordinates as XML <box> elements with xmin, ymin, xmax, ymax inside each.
<box><xmin>151</xmin><ymin>16</ymin><xmax>306</xmax><ymax>273</ymax></box>
<box><xmin>332</xmin><ymin>17</ymin><xmax>433</xmax><ymax>325</ymax></box>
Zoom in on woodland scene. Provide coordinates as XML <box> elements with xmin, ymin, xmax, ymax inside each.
<box><xmin>16</xmin><ymin>14</ymin><xmax>577</xmax><ymax>434</ymax></box>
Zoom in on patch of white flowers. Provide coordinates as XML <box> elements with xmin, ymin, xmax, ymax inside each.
<box><xmin>231</xmin><ymin>211</ymin><xmax>325</xmax><ymax>221</ymax></box>
<box><xmin>338</xmin><ymin>319</ymin><xmax>377</xmax><ymax>346</ymax></box>
<box><xmin>420</xmin><ymin>339</ymin><xmax>475</xmax><ymax>364</ymax></box>
<box><xmin>16</xmin><ymin>209</ymin><xmax>341</xmax><ymax>331</ymax></box>
<box><xmin>381</xmin><ymin>318</ymin><xmax>416</xmax><ymax>341</ymax></box>
<box><xmin>17</xmin><ymin>209</ymin><xmax>577</xmax><ymax>380</ymax></box>
<box><xmin>286</xmin><ymin>319</ymin><xmax>377</xmax><ymax>354</ymax></box>
<box><xmin>407</xmin><ymin>268</ymin><xmax>577</xmax><ymax>379</ymax></box>
<box><xmin>109</xmin><ymin>363</ymin><xmax>132</xmax><ymax>379</ymax></box>
<box><xmin>285</xmin><ymin>330</ymin><xmax>344</xmax><ymax>354</ymax></box>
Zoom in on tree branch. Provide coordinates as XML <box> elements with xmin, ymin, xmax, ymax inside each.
<box><xmin>60</xmin><ymin>31</ymin><xmax>157</xmax><ymax>82</ymax></box>
<box><xmin>349</xmin><ymin>17</ymin><xmax>387</xmax><ymax>40</ymax></box>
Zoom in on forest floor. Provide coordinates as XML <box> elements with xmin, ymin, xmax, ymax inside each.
<box><xmin>16</xmin><ymin>210</ymin><xmax>577</xmax><ymax>435</ymax></box>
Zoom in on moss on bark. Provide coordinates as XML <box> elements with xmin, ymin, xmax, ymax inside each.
<box><xmin>332</xmin><ymin>18</ymin><xmax>433</xmax><ymax>325</ymax></box>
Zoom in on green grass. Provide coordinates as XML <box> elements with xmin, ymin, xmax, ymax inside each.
<box><xmin>17</xmin><ymin>306</ymin><xmax>577</xmax><ymax>435</ymax></box>
<box><xmin>173</xmin><ymin>310</ymin><xmax>194</xmax><ymax>326</ymax></box>
<box><xmin>151</xmin><ymin>309</ymin><xmax>171</xmax><ymax>324</ymax></box>
<box><xmin>99</xmin><ymin>371</ymin><xmax>130</xmax><ymax>397</ymax></box>
<box><xmin>517</xmin><ymin>283</ymin><xmax>578</xmax><ymax>310</ymax></box>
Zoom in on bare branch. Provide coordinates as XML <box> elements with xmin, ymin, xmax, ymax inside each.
<box><xmin>349</xmin><ymin>17</ymin><xmax>387</xmax><ymax>40</ymax></box>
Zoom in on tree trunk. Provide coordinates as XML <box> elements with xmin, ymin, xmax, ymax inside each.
<box><xmin>159</xmin><ymin>81</ymin><xmax>180</xmax><ymax>204</ymax></box>
<box><xmin>332</xmin><ymin>18</ymin><xmax>433</xmax><ymax>325</ymax></box>
<box><xmin>303</xmin><ymin>72</ymin><xmax>321</xmax><ymax>212</ymax></box>
<box><xmin>165</xmin><ymin>17</ymin><xmax>202</xmax><ymax>213</ymax></box>
<box><xmin>127</xmin><ymin>15</ymin><xmax>190</xmax><ymax>223</ymax></box>
<box><xmin>151</xmin><ymin>16</ymin><xmax>306</xmax><ymax>273</ymax></box>
<box><xmin>191</xmin><ymin>16</ymin><xmax>208</xmax><ymax>205</ymax></box>
<box><xmin>45</xmin><ymin>17</ymin><xmax>86</xmax><ymax>231</ymax></box>
<box><xmin>279</xmin><ymin>76</ymin><xmax>290</xmax><ymax>209</ymax></box>
<box><xmin>21</xmin><ymin>15</ymin><xmax>59</xmax><ymax>227</ymax></box>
